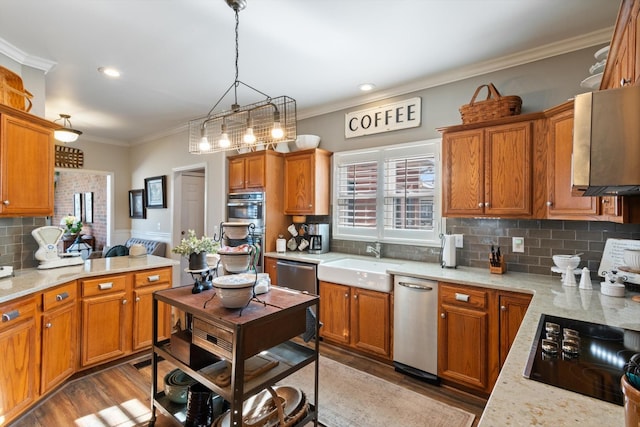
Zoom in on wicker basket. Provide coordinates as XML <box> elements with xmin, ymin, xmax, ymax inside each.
<box><xmin>0</xmin><ymin>66</ymin><xmax>33</xmax><ymax>112</ymax></box>
<box><xmin>459</xmin><ymin>83</ymin><xmax>521</xmax><ymax>124</ymax></box>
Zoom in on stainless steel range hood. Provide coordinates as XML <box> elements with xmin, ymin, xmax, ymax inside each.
<box><xmin>572</xmin><ymin>85</ymin><xmax>640</xmax><ymax>196</ymax></box>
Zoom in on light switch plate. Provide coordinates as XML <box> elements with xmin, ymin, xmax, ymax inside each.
<box><xmin>454</xmin><ymin>234</ymin><xmax>463</xmax><ymax>248</ymax></box>
<box><xmin>512</xmin><ymin>237</ymin><xmax>524</xmax><ymax>253</ymax></box>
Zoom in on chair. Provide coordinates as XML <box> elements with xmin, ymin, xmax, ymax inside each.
<box><xmin>104</xmin><ymin>245</ymin><xmax>129</xmax><ymax>257</ymax></box>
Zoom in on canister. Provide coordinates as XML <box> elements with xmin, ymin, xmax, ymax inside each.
<box><xmin>276</xmin><ymin>235</ymin><xmax>286</xmax><ymax>253</ymax></box>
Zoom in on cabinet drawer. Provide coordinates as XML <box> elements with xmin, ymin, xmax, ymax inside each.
<box><xmin>0</xmin><ymin>296</ymin><xmax>35</xmax><ymax>332</ymax></box>
<box><xmin>192</xmin><ymin>317</ymin><xmax>234</xmax><ymax>359</ymax></box>
<box><xmin>42</xmin><ymin>281</ymin><xmax>77</xmax><ymax>311</ymax></box>
<box><xmin>440</xmin><ymin>284</ymin><xmax>488</xmax><ymax>310</ymax></box>
<box><xmin>82</xmin><ymin>275</ymin><xmax>127</xmax><ymax>297</ymax></box>
<box><xmin>134</xmin><ymin>268</ymin><xmax>171</xmax><ymax>288</ymax></box>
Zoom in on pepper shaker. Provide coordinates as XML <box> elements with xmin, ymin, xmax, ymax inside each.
<box><xmin>579</xmin><ymin>267</ymin><xmax>592</xmax><ymax>290</ymax></box>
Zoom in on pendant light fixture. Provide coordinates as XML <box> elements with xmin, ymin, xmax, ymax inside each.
<box><xmin>188</xmin><ymin>0</ymin><xmax>296</xmax><ymax>154</ymax></box>
<box><xmin>53</xmin><ymin>114</ymin><xmax>83</xmax><ymax>143</ymax></box>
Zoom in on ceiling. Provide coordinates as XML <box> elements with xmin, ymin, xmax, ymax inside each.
<box><xmin>0</xmin><ymin>0</ymin><xmax>621</xmax><ymax>144</ymax></box>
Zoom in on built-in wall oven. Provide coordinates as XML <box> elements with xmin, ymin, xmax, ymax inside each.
<box><xmin>226</xmin><ymin>192</ymin><xmax>265</xmax><ymax>270</ymax></box>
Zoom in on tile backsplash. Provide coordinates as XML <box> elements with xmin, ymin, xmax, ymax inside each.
<box><xmin>0</xmin><ymin>217</ymin><xmax>48</xmax><ymax>270</ymax></box>
<box><xmin>332</xmin><ymin>218</ymin><xmax>640</xmax><ymax>278</ymax></box>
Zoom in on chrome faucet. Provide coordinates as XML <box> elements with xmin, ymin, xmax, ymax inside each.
<box><xmin>366</xmin><ymin>242</ymin><xmax>382</xmax><ymax>259</ymax></box>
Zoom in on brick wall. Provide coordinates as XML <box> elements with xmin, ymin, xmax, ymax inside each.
<box><xmin>53</xmin><ymin>171</ymin><xmax>108</xmax><ymax>250</ymax></box>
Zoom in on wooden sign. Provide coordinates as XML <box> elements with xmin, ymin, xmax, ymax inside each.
<box><xmin>345</xmin><ymin>97</ymin><xmax>421</xmax><ymax>138</ymax></box>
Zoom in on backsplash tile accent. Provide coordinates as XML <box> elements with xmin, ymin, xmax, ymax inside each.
<box><xmin>0</xmin><ymin>217</ymin><xmax>48</xmax><ymax>270</ymax></box>
<box><xmin>332</xmin><ymin>219</ymin><xmax>640</xmax><ymax>278</ymax></box>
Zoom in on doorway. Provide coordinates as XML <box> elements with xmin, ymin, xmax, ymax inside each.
<box><xmin>173</xmin><ymin>165</ymin><xmax>206</xmax><ymax>286</ymax></box>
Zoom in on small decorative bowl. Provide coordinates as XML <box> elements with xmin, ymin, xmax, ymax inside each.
<box><xmin>212</xmin><ymin>274</ymin><xmax>255</xmax><ymax>308</ymax></box>
<box><xmin>295</xmin><ymin>134</ymin><xmax>321</xmax><ymax>150</ymax></box>
<box><xmin>552</xmin><ymin>255</ymin><xmax>580</xmax><ymax>270</ymax></box>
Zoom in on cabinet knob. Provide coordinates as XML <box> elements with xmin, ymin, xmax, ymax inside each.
<box><xmin>354</xmin><ymin>294</ymin><xmax>358</xmax><ymax>299</ymax></box>
<box><xmin>485</xmin><ymin>202</ymin><xmax>490</xmax><ymax>207</ymax></box>
<box><xmin>309</xmin><ymin>204</ymin><xmax>313</xmax><ymax>208</ymax></box>
<box><xmin>621</xmin><ymin>78</ymin><xmax>631</xmax><ymax>86</ymax></box>
<box><xmin>122</xmin><ymin>299</ymin><xmax>128</xmax><ymax>305</ymax></box>
<box><xmin>344</xmin><ymin>293</ymin><xmax>349</xmax><ymax>298</ymax></box>
<box><xmin>478</xmin><ymin>202</ymin><xmax>483</xmax><ymax>207</ymax></box>
<box><xmin>136</xmin><ymin>297</ymin><xmax>141</xmax><ymax>302</ymax></box>
<box><xmin>500</xmin><ymin>305</ymin><xmax>507</xmax><ymax>311</ymax></box>
<box><xmin>602</xmin><ymin>199</ymin><xmax>610</xmax><ymax>204</ymax></box>
<box><xmin>440</xmin><ymin>313</ymin><xmax>445</xmax><ymax>318</ymax></box>
<box><xmin>2</xmin><ymin>200</ymin><xmax>9</xmax><ymax>206</ymax></box>
<box><xmin>45</xmin><ymin>322</ymin><xmax>52</xmax><ymax>328</ymax></box>
<box><xmin>546</xmin><ymin>201</ymin><xmax>552</xmax><ymax>207</ymax></box>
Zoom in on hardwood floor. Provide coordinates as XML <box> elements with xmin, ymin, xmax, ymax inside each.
<box><xmin>11</xmin><ymin>342</ymin><xmax>485</xmax><ymax>426</ymax></box>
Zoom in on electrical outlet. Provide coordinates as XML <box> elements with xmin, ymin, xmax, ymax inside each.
<box><xmin>512</xmin><ymin>237</ymin><xmax>524</xmax><ymax>253</ymax></box>
<box><xmin>454</xmin><ymin>234</ymin><xmax>463</xmax><ymax>248</ymax></box>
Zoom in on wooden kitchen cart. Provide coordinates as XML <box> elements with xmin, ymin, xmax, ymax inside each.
<box><xmin>148</xmin><ymin>285</ymin><xmax>319</xmax><ymax>426</ymax></box>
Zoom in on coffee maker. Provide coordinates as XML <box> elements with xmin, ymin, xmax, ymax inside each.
<box><xmin>307</xmin><ymin>223</ymin><xmax>329</xmax><ymax>254</ymax></box>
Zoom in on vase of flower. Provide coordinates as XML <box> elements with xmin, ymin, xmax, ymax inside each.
<box><xmin>60</xmin><ymin>214</ymin><xmax>83</xmax><ymax>237</ymax></box>
<box><xmin>188</xmin><ymin>252</ymin><xmax>208</xmax><ymax>271</ymax></box>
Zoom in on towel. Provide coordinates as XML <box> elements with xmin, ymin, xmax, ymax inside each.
<box><xmin>302</xmin><ymin>306</ymin><xmax>322</xmax><ymax>342</ymax></box>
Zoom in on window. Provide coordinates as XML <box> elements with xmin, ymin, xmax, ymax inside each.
<box><xmin>333</xmin><ymin>139</ymin><xmax>441</xmax><ymax>246</ymax></box>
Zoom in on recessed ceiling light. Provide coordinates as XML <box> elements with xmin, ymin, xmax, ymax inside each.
<box><xmin>359</xmin><ymin>83</ymin><xmax>376</xmax><ymax>92</ymax></box>
<box><xmin>98</xmin><ymin>67</ymin><xmax>121</xmax><ymax>78</ymax></box>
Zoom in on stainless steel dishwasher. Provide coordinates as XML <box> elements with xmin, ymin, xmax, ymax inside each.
<box><xmin>393</xmin><ymin>275</ymin><xmax>439</xmax><ymax>383</ymax></box>
<box><xmin>276</xmin><ymin>259</ymin><xmax>318</xmax><ymax>295</ymax></box>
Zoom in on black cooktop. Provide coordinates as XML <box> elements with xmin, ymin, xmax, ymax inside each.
<box><xmin>524</xmin><ymin>314</ymin><xmax>640</xmax><ymax>406</ymax></box>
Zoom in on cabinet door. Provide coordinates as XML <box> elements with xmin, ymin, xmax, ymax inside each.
<box><xmin>0</xmin><ymin>299</ymin><xmax>37</xmax><ymax>424</ymax></box>
<box><xmin>438</xmin><ymin>303</ymin><xmax>489</xmax><ymax>392</ymax></box>
<box><xmin>264</xmin><ymin>257</ymin><xmax>278</xmax><ymax>285</ymax></box>
<box><xmin>245</xmin><ymin>154</ymin><xmax>265</xmax><ymax>189</ymax></box>
<box><xmin>284</xmin><ymin>152</ymin><xmax>315</xmax><ymax>214</ymax></box>
<box><xmin>351</xmin><ymin>288</ymin><xmax>390</xmax><ymax>358</ymax></box>
<box><xmin>0</xmin><ymin>114</ymin><xmax>54</xmax><ymax>216</ymax></box>
<box><xmin>484</xmin><ymin>122</ymin><xmax>532</xmax><ymax>216</ymax></box>
<box><xmin>547</xmin><ymin>108</ymin><xmax>599</xmax><ymax>218</ymax></box>
<box><xmin>319</xmin><ymin>281</ymin><xmax>350</xmax><ymax>345</ymax></box>
<box><xmin>81</xmin><ymin>292</ymin><xmax>128</xmax><ymax>366</ymax></box>
<box><xmin>498</xmin><ymin>293</ymin><xmax>531</xmax><ymax>367</ymax></box>
<box><xmin>41</xmin><ymin>303</ymin><xmax>76</xmax><ymax>393</ymax></box>
<box><xmin>228</xmin><ymin>157</ymin><xmax>247</xmax><ymax>191</ymax></box>
<box><xmin>442</xmin><ymin>129</ymin><xmax>485</xmax><ymax>216</ymax></box>
<box><xmin>133</xmin><ymin>284</ymin><xmax>171</xmax><ymax>350</ymax></box>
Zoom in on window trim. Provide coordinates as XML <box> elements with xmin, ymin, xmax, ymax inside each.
<box><xmin>332</xmin><ymin>138</ymin><xmax>442</xmax><ymax>247</ymax></box>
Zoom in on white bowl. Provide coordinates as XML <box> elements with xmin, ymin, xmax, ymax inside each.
<box><xmin>552</xmin><ymin>255</ymin><xmax>581</xmax><ymax>270</ymax></box>
<box><xmin>218</xmin><ymin>252</ymin><xmax>251</xmax><ymax>273</ymax></box>
<box><xmin>212</xmin><ymin>275</ymin><xmax>255</xmax><ymax>308</ymax></box>
<box><xmin>601</xmin><ymin>282</ymin><xmax>625</xmax><ymax>297</ymax></box>
<box><xmin>295</xmin><ymin>134</ymin><xmax>321</xmax><ymax>150</ymax></box>
<box><xmin>624</xmin><ymin>249</ymin><xmax>640</xmax><ymax>270</ymax></box>
<box><xmin>222</xmin><ymin>222</ymin><xmax>250</xmax><ymax>240</ymax></box>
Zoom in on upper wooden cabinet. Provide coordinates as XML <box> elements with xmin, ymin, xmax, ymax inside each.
<box><xmin>544</xmin><ymin>101</ymin><xmax>600</xmax><ymax>220</ymax></box>
<box><xmin>441</xmin><ymin>118</ymin><xmax>539</xmax><ymax>218</ymax></box>
<box><xmin>601</xmin><ymin>0</ymin><xmax>640</xmax><ymax>89</ymax></box>
<box><xmin>0</xmin><ymin>105</ymin><xmax>55</xmax><ymax>216</ymax></box>
<box><xmin>284</xmin><ymin>148</ymin><xmax>332</xmax><ymax>215</ymax></box>
<box><xmin>228</xmin><ymin>151</ymin><xmax>268</xmax><ymax>192</ymax></box>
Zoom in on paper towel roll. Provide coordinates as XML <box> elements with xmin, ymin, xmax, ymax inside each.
<box><xmin>442</xmin><ymin>234</ymin><xmax>456</xmax><ymax>267</ymax></box>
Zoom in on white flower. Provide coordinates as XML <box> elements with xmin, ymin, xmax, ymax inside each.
<box><xmin>60</xmin><ymin>215</ymin><xmax>82</xmax><ymax>234</ymax></box>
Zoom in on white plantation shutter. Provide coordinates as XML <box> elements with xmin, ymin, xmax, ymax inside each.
<box><xmin>333</xmin><ymin>139</ymin><xmax>441</xmax><ymax>245</ymax></box>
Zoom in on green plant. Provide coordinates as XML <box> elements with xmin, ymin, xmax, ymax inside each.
<box><xmin>60</xmin><ymin>214</ymin><xmax>83</xmax><ymax>234</ymax></box>
<box><xmin>172</xmin><ymin>230</ymin><xmax>219</xmax><ymax>256</ymax></box>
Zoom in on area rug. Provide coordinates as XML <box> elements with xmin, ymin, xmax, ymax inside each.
<box><xmin>280</xmin><ymin>356</ymin><xmax>475</xmax><ymax>427</ymax></box>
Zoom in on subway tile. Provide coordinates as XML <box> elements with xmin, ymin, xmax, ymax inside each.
<box><xmin>563</xmin><ymin>221</ymin><xmax>589</xmax><ymax>231</ymax></box>
<box><xmin>551</xmin><ymin>230</ymin><xmax>577</xmax><ymax>240</ymax></box>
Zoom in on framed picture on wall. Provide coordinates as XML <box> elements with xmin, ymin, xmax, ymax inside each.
<box><xmin>84</xmin><ymin>192</ymin><xmax>93</xmax><ymax>223</ymax></box>
<box><xmin>129</xmin><ymin>189</ymin><xmax>146</xmax><ymax>219</ymax></box>
<box><xmin>73</xmin><ymin>193</ymin><xmax>82</xmax><ymax>219</ymax></box>
<box><xmin>144</xmin><ymin>175</ymin><xmax>167</xmax><ymax>209</ymax></box>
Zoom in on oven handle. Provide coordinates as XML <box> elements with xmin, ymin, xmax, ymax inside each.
<box><xmin>227</xmin><ymin>202</ymin><xmax>263</xmax><ymax>207</ymax></box>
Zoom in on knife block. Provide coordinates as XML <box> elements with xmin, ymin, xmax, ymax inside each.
<box><xmin>489</xmin><ymin>255</ymin><xmax>506</xmax><ymax>274</ymax></box>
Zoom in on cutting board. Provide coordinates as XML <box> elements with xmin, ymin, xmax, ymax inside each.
<box><xmin>598</xmin><ymin>238</ymin><xmax>640</xmax><ymax>283</ymax></box>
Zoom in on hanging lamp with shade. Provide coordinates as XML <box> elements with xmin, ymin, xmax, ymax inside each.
<box><xmin>188</xmin><ymin>0</ymin><xmax>296</xmax><ymax>154</ymax></box>
<box><xmin>53</xmin><ymin>114</ymin><xmax>83</xmax><ymax>143</ymax></box>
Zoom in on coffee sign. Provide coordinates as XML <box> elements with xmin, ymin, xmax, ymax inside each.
<box><xmin>345</xmin><ymin>97</ymin><xmax>421</xmax><ymax>138</ymax></box>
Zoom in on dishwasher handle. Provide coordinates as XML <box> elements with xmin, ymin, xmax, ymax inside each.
<box><xmin>397</xmin><ymin>281</ymin><xmax>433</xmax><ymax>291</ymax></box>
<box><xmin>276</xmin><ymin>261</ymin><xmax>316</xmax><ymax>271</ymax></box>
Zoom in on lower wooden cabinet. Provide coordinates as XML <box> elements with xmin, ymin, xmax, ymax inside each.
<box><xmin>0</xmin><ymin>296</ymin><xmax>38</xmax><ymax>425</ymax></box>
<box><xmin>133</xmin><ymin>268</ymin><xmax>172</xmax><ymax>350</ymax></box>
<box><xmin>319</xmin><ymin>281</ymin><xmax>391</xmax><ymax>359</ymax></box>
<box><xmin>264</xmin><ymin>256</ymin><xmax>278</xmax><ymax>285</ymax></box>
<box><xmin>40</xmin><ymin>281</ymin><xmax>77</xmax><ymax>394</ymax></box>
<box><xmin>438</xmin><ymin>282</ymin><xmax>531</xmax><ymax>395</ymax></box>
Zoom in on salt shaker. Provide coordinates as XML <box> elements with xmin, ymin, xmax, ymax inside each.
<box><xmin>563</xmin><ymin>266</ymin><xmax>577</xmax><ymax>287</ymax></box>
<box><xmin>579</xmin><ymin>267</ymin><xmax>593</xmax><ymax>290</ymax></box>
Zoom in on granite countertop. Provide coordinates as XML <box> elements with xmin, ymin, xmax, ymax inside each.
<box><xmin>0</xmin><ymin>255</ymin><xmax>179</xmax><ymax>304</ymax></box>
<box><xmin>264</xmin><ymin>251</ymin><xmax>635</xmax><ymax>425</ymax></box>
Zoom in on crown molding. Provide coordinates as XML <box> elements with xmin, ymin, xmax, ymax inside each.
<box><xmin>130</xmin><ymin>122</ymin><xmax>189</xmax><ymax>146</ymax></box>
<box><xmin>0</xmin><ymin>37</ymin><xmax>57</xmax><ymax>73</ymax></box>
<box><xmin>297</xmin><ymin>26</ymin><xmax>614</xmax><ymax>120</ymax></box>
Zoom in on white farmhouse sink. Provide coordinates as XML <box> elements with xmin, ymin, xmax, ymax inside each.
<box><xmin>317</xmin><ymin>258</ymin><xmax>400</xmax><ymax>293</ymax></box>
